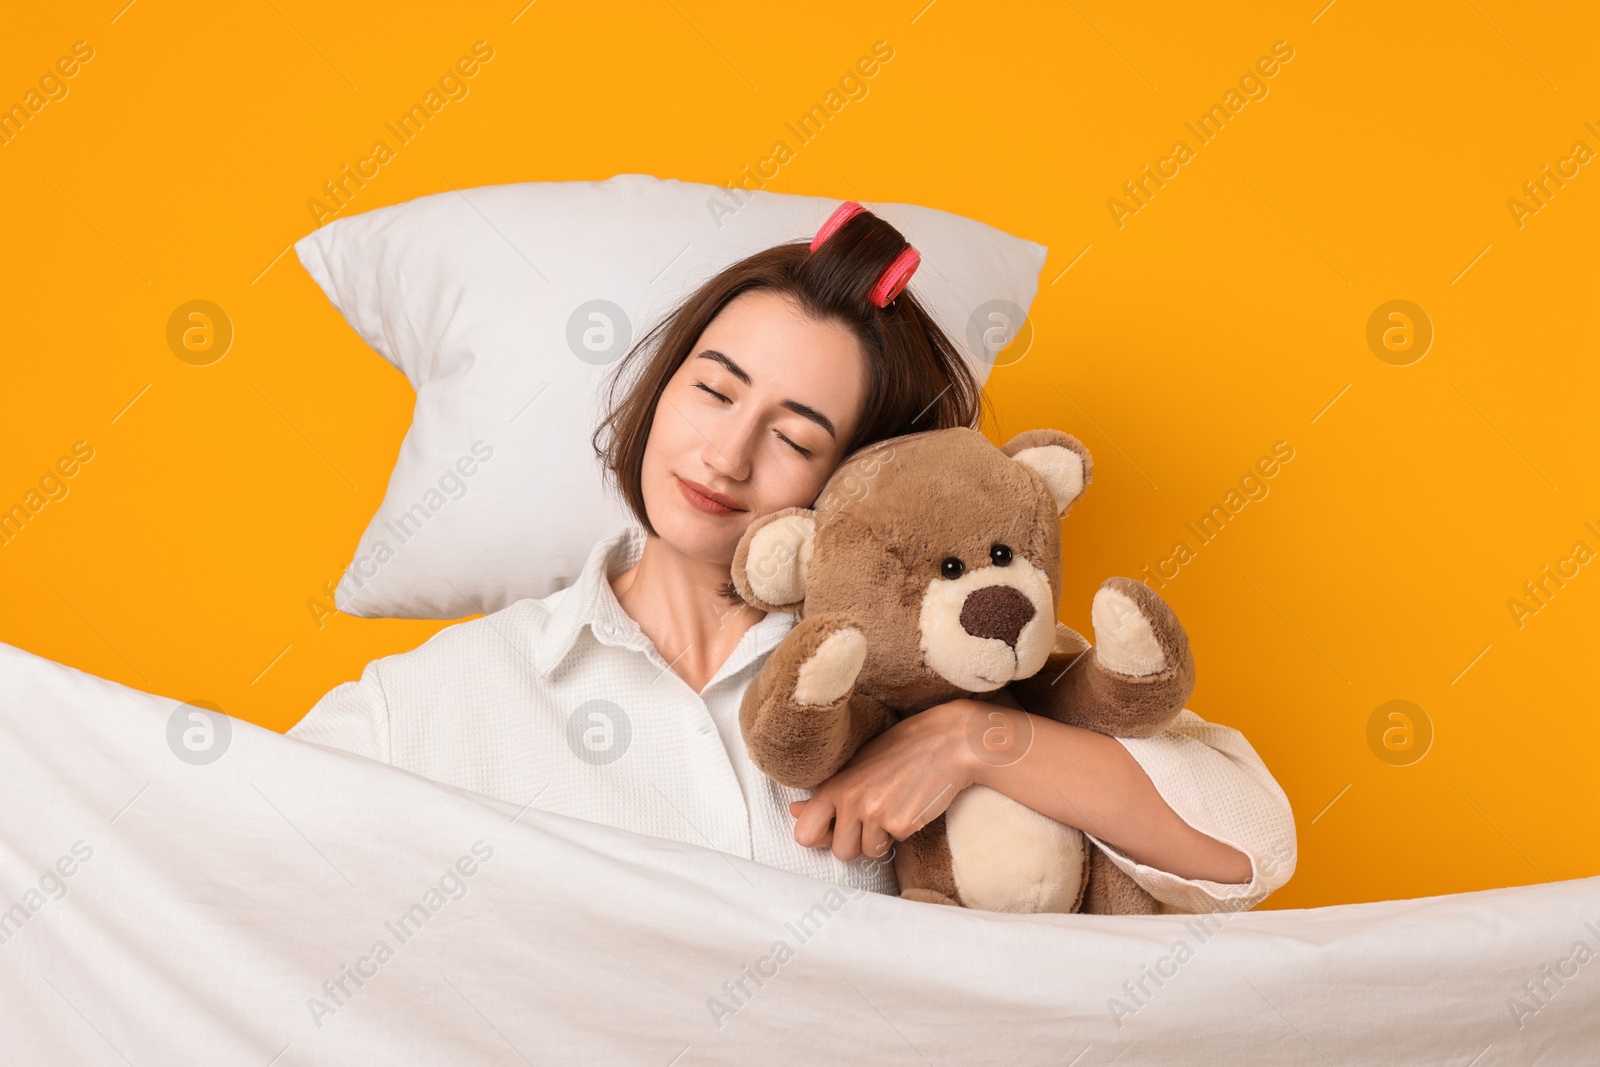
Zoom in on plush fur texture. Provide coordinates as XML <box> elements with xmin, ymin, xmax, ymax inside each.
<box><xmin>730</xmin><ymin>427</ymin><xmax>1195</xmax><ymax>915</ymax></box>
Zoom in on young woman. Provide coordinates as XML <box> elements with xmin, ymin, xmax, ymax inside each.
<box><xmin>288</xmin><ymin>202</ymin><xmax>1296</xmax><ymax>913</ymax></box>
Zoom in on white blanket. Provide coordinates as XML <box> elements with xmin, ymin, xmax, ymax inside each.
<box><xmin>2</xmin><ymin>639</ymin><xmax>1595</xmax><ymax>1065</ymax></box>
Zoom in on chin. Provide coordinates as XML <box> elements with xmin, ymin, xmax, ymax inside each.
<box><xmin>646</xmin><ymin>483</ymin><xmax>750</xmax><ymax>561</ymax></box>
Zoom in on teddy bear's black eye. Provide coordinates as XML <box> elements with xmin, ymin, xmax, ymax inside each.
<box><xmin>940</xmin><ymin>556</ymin><xmax>965</xmax><ymax>579</ymax></box>
<box><xmin>990</xmin><ymin>544</ymin><xmax>1013</xmax><ymax>566</ymax></box>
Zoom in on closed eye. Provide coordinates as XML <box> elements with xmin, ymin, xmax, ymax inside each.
<box><xmin>693</xmin><ymin>383</ymin><xmax>813</xmax><ymax>459</ymax></box>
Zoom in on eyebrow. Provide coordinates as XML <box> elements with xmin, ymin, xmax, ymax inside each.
<box><xmin>694</xmin><ymin>350</ymin><xmax>838</xmax><ymax>439</ymax></box>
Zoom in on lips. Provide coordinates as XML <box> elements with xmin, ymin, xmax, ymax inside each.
<box><xmin>676</xmin><ymin>475</ymin><xmax>745</xmax><ymax>515</ymax></box>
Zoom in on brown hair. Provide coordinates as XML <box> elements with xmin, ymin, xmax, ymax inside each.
<box><xmin>591</xmin><ymin>205</ymin><xmax>993</xmax><ymax>548</ymax></box>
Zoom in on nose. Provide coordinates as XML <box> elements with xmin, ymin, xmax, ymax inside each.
<box><xmin>959</xmin><ymin>584</ymin><xmax>1035</xmax><ymax>648</ymax></box>
<box><xmin>700</xmin><ymin>421</ymin><xmax>753</xmax><ymax>482</ymax></box>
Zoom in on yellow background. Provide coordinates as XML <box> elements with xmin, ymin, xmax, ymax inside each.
<box><xmin>1</xmin><ymin>1</ymin><xmax>1594</xmax><ymax>910</ymax></box>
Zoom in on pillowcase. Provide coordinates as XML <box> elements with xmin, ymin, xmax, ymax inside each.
<box><xmin>295</xmin><ymin>173</ymin><xmax>1048</xmax><ymax>620</ymax></box>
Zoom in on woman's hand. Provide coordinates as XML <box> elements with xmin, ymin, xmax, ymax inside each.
<box><xmin>788</xmin><ymin>698</ymin><xmax>977</xmax><ymax>863</ymax></box>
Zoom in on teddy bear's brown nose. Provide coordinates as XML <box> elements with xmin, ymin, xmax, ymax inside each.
<box><xmin>959</xmin><ymin>584</ymin><xmax>1035</xmax><ymax>648</ymax></box>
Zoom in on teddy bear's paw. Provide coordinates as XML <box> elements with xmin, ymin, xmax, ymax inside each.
<box><xmin>793</xmin><ymin>626</ymin><xmax>868</xmax><ymax>707</ymax></box>
<box><xmin>1090</xmin><ymin>579</ymin><xmax>1172</xmax><ymax>678</ymax></box>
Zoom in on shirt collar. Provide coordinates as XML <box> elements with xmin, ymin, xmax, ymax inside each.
<box><xmin>532</xmin><ymin>523</ymin><xmax>795</xmax><ymax>680</ymax></box>
<box><xmin>533</xmin><ymin>523</ymin><xmax>646</xmax><ymax>675</ymax></box>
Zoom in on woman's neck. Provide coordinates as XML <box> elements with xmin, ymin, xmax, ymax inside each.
<box><xmin>608</xmin><ymin>532</ymin><xmax>766</xmax><ymax>694</ymax></box>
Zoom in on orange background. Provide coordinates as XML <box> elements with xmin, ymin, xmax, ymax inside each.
<box><xmin>1</xmin><ymin>1</ymin><xmax>1594</xmax><ymax>910</ymax></box>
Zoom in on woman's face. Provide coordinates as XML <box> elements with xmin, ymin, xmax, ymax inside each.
<box><xmin>640</xmin><ymin>288</ymin><xmax>869</xmax><ymax>565</ymax></box>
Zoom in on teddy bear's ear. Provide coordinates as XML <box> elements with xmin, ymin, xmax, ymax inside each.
<box><xmin>730</xmin><ymin>506</ymin><xmax>817</xmax><ymax>613</ymax></box>
<box><xmin>1001</xmin><ymin>429</ymin><xmax>1093</xmax><ymax>517</ymax></box>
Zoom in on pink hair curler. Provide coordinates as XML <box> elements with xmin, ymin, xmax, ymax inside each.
<box><xmin>868</xmin><ymin>246</ymin><xmax>920</xmax><ymax>307</ymax></box>
<box><xmin>810</xmin><ymin>200</ymin><xmax>867</xmax><ymax>251</ymax></box>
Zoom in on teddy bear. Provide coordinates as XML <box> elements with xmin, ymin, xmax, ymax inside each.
<box><xmin>729</xmin><ymin>426</ymin><xmax>1197</xmax><ymax>915</ymax></box>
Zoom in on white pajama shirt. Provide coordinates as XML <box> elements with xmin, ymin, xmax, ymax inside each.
<box><xmin>288</xmin><ymin>523</ymin><xmax>1298</xmax><ymax>913</ymax></box>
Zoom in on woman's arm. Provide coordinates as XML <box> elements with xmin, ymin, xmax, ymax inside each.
<box><xmin>959</xmin><ymin>698</ymin><xmax>1252</xmax><ymax>884</ymax></box>
<box><xmin>791</xmin><ymin>695</ymin><xmax>1298</xmax><ymax>909</ymax></box>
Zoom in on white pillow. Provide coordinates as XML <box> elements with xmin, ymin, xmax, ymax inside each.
<box><xmin>295</xmin><ymin>173</ymin><xmax>1048</xmax><ymax>620</ymax></box>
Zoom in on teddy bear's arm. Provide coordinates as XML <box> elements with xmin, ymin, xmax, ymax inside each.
<box><xmin>739</xmin><ymin>614</ymin><xmax>898</xmax><ymax>790</ymax></box>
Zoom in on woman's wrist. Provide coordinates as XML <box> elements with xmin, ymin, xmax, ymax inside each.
<box><xmin>923</xmin><ymin>698</ymin><xmax>980</xmax><ymax>797</ymax></box>
<box><xmin>954</xmin><ymin>697</ymin><xmax>1037</xmax><ymax>791</ymax></box>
